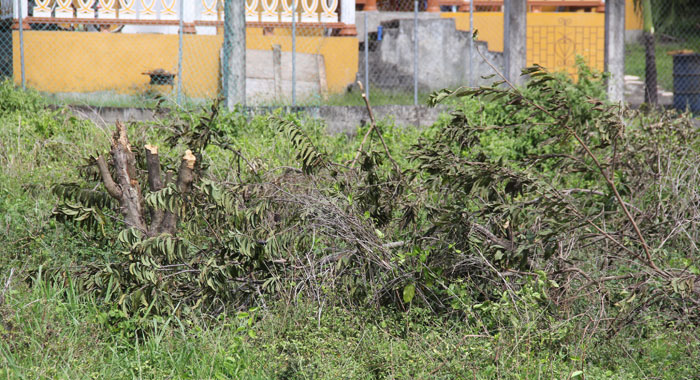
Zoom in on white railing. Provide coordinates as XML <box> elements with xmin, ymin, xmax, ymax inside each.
<box><xmin>19</xmin><ymin>0</ymin><xmax>344</xmax><ymax>24</ymax></box>
<box><xmin>246</xmin><ymin>0</ymin><xmax>339</xmax><ymax>23</ymax></box>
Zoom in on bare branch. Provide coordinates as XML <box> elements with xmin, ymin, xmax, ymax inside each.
<box><xmin>144</xmin><ymin>144</ymin><xmax>164</xmax><ymax>192</ymax></box>
<box><xmin>95</xmin><ymin>155</ymin><xmax>122</xmax><ymax>199</ymax></box>
<box><xmin>158</xmin><ymin>150</ymin><xmax>197</xmax><ymax>235</ymax></box>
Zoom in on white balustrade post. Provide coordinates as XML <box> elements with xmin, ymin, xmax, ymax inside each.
<box><xmin>339</xmin><ymin>0</ymin><xmax>356</xmax><ymax>35</ymax></box>
<box><xmin>181</xmin><ymin>0</ymin><xmax>198</xmax><ymax>33</ymax></box>
<box><xmin>13</xmin><ymin>0</ymin><xmax>27</xmax><ymax>20</ymax></box>
<box><xmin>30</xmin><ymin>0</ymin><xmax>52</xmax><ymax>17</ymax></box>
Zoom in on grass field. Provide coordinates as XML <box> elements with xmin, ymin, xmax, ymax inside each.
<box><xmin>1</xmin><ymin>79</ymin><xmax>699</xmax><ymax>379</ymax></box>
<box><xmin>625</xmin><ymin>36</ymin><xmax>700</xmax><ymax>91</ymax></box>
<box><xmin>42</xmin><ymin>87</ymin><xmax>433</xmax><ymax>109</ymax></box>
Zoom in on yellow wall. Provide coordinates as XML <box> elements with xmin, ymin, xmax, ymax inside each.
<box><xmin>442</xmin><ymin>12</ymin><xmax>505</xmax><ymax>51</ymax></box>
<box><xmin>442</xmin><ymin>12</ymin><xmax>605</xmax><ymax>76</ymax></box>
<box><xmin>625</xmin><ymin>0</ymin><xmax>643</xmax><ymax>30</ymax></box>
<box><xmin>13</xmin><ymin>30</ymin><xmax>358</xmax><ymax>98</ymax></box>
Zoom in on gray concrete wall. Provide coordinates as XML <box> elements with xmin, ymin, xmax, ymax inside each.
<box><xmin>356</xmin><ymin>11</ymin><xmax>442</xmax><ymax>43</ymax></box>
<box><xmin>67</xmin><ymin>105</ymin><xmax>446</xmax><ymax>135</ymax></box>
<box><xmin>247</xmin><ymin>49</ymin><xmax>325</xmax><ymax>103</ymax></box>
<box><xmin>362</xmin><ymin>17</ymin><xmax>503</xmax><ymax>91</ymax></box>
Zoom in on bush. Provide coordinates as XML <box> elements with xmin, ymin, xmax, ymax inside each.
<box><xmin>39</xmin><ymin>63</ymin><xmax>697</xmax><ymax>347</ymax></box>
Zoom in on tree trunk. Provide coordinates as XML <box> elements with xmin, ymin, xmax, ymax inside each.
<box><xmin>643</xmin><ymin>31</ymin><xmax>658</xmax><ymax>106</ymax></box>
<box><xmin>641</xmin><ymin>0</ymin><xmax>658</xmax><ymax>106</ymax></box>
<box><xmin>97</xmin><ymin>122</ymin><xmax>196</xmax><ymax>237</ymax></box>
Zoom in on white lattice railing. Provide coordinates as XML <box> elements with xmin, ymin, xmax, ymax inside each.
<box><xmin>19</xmin><ymin>0</ymin><xmax>343</xmax><ymax>23</ymax></box>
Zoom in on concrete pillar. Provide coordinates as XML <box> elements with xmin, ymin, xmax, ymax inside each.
<box><xmin>504</xmin><ymin>0</ymin><xmax>527</xmax><ymax>86</ymax></box>
<box><xmin>605</xmin><ymin>0</ymin><xmax>625</xmax><ymax>103</ymax></box>
<box><xmin>223</xmin><ymin>0</ymin><xmax>246</xmax><ymax>108</ymax></box>
<box><xmin>340</xmin><ymin>0</ymin><xmax>358</xmax><ymax>35</ymax></box>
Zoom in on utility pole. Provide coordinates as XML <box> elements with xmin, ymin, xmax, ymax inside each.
<box><xmin>222</xmin><ymin>0</ymin><xmax>246</xmax><ymax>109</ymax></box>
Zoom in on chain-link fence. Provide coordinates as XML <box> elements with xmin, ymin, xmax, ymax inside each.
<box><xmin>5</xmin><ymin>1</ymin><xmax>695</xmax><ymax>111</ymax></box>
<box><xmin>624</xmin><ymin>0</ymin><xmax>700</xmax><ymax>112</ymax></box>
<box><xmin>0</xmin><ymin>0</ymin><xmax>14</xmax><ymax>82</ymax></box>
<box><xmin>0</xmin><ymin>19</ymin><xmax>12</xmax><ymax>81</ymax></box>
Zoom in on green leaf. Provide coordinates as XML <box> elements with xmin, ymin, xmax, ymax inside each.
<box><xmin>403</xmin><ymin>284</ymin><xmax>415</xmax><ymax>303</ymax></box>
<box><xmin>571</xmin><ymin>370</ymin><xmax>584</xmax><ymax>378</ymax></box>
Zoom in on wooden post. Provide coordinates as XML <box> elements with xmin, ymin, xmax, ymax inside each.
<box><xmin>272</xmin><ymin>44</ymin><xmax>282</xmax><ymax>99</ymax></box>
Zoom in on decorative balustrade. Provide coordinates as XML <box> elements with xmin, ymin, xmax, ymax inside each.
<box><xmin>10</xmin><ymin>0</ymin><xmax>354</xmax><ymax>30</ymax></box>
<box><xmin>244</xmin><ymin>0</ymin><xmax>340</xmax><ymax>23</ymax></box>
<box><xmin>20</xmin><ymin>0</ymin><xmax>339</xmax><ymax>23</ymax></box>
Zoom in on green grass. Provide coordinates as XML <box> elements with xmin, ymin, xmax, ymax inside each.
<box><xmin>0</xmin><ymin>276</ymin><xmax>267</xmax><ymax>379</ymax></box>
<box><xmin>2</xmin><ymin>281</ymin><xmax>697</xmax><ymax>379</ymax></box>
<box><xmin>311</xmin><ymin>88</ymin><xmax>433</xmax><ymax>107</ymax></box>
<box><xmin>625</xmin><ymin>36</ymin><xmax>700</xmax><ymax>91</ymax></box>
<box><xmin>2</xmin><ymin>81</ymin><xmax>699</xmax><ymax>379</ymax></box>
<box><xmin>39</xmin><ymin>86</ymin><xmax>434</xmax><ymax>109</ymax></box>
<box><xmin>42</xmin><ymin>91</ymin><xmax>210</xmax><ymax>109</ymax></box>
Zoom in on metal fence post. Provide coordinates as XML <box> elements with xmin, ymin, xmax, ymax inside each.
<box><xmin>177</xmin><ymin>0</ymin><xmax>184</xmax><ymax>105</ymax></box>
<box><xmin>292</xmin><ymin>1</ymin><xmax>297</xmax><ymax>107</ymax></box>
<box><xmin>413</xmin><ymin>0</ymin><xmax>418</xmax><ymax>106</ymax></box>
<box><xmin>469</xmin><ymin>0</ymin><xmax>474</xmax><ymax>87</ymax></box>
<box><xmin>17</xmin><ymin>0</ymin><xmax>25</xmax><ymax>90</ymax></box>
<box><xmin>364</xmin><ymin>12</ymin><xmax>369</xmax><ymax>102</ymax></box>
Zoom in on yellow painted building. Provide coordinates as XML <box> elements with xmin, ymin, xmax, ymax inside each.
<box><xmin>13</xmin><ymin>3</ymin><xmax>643</xmax><ymax>98</ymax></box>
<box><xmin>13</xmin><ymin>29</ymin><xmax>358</xmax><ymax>99</ymax></box>
<box><xmin>440</xmin><ymin>0</ymin><xmax>642</xmax><ymax>77</ymax></box>
<box><xmin>443</xmin><ymin>10</ymin><xmax>639</xmax><ymax>77</ymax></box>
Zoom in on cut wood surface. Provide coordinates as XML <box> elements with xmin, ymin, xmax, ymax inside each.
<box><xmin>97</xmin><ymin>122</ymin><xmax>195</xmax><ymax>236</ymax></box>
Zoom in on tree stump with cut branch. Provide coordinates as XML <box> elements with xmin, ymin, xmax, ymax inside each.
<box><xmin>96</xmin><ymin>121</ymin><xmax>196</xmax><ymax>237</ymax></box>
